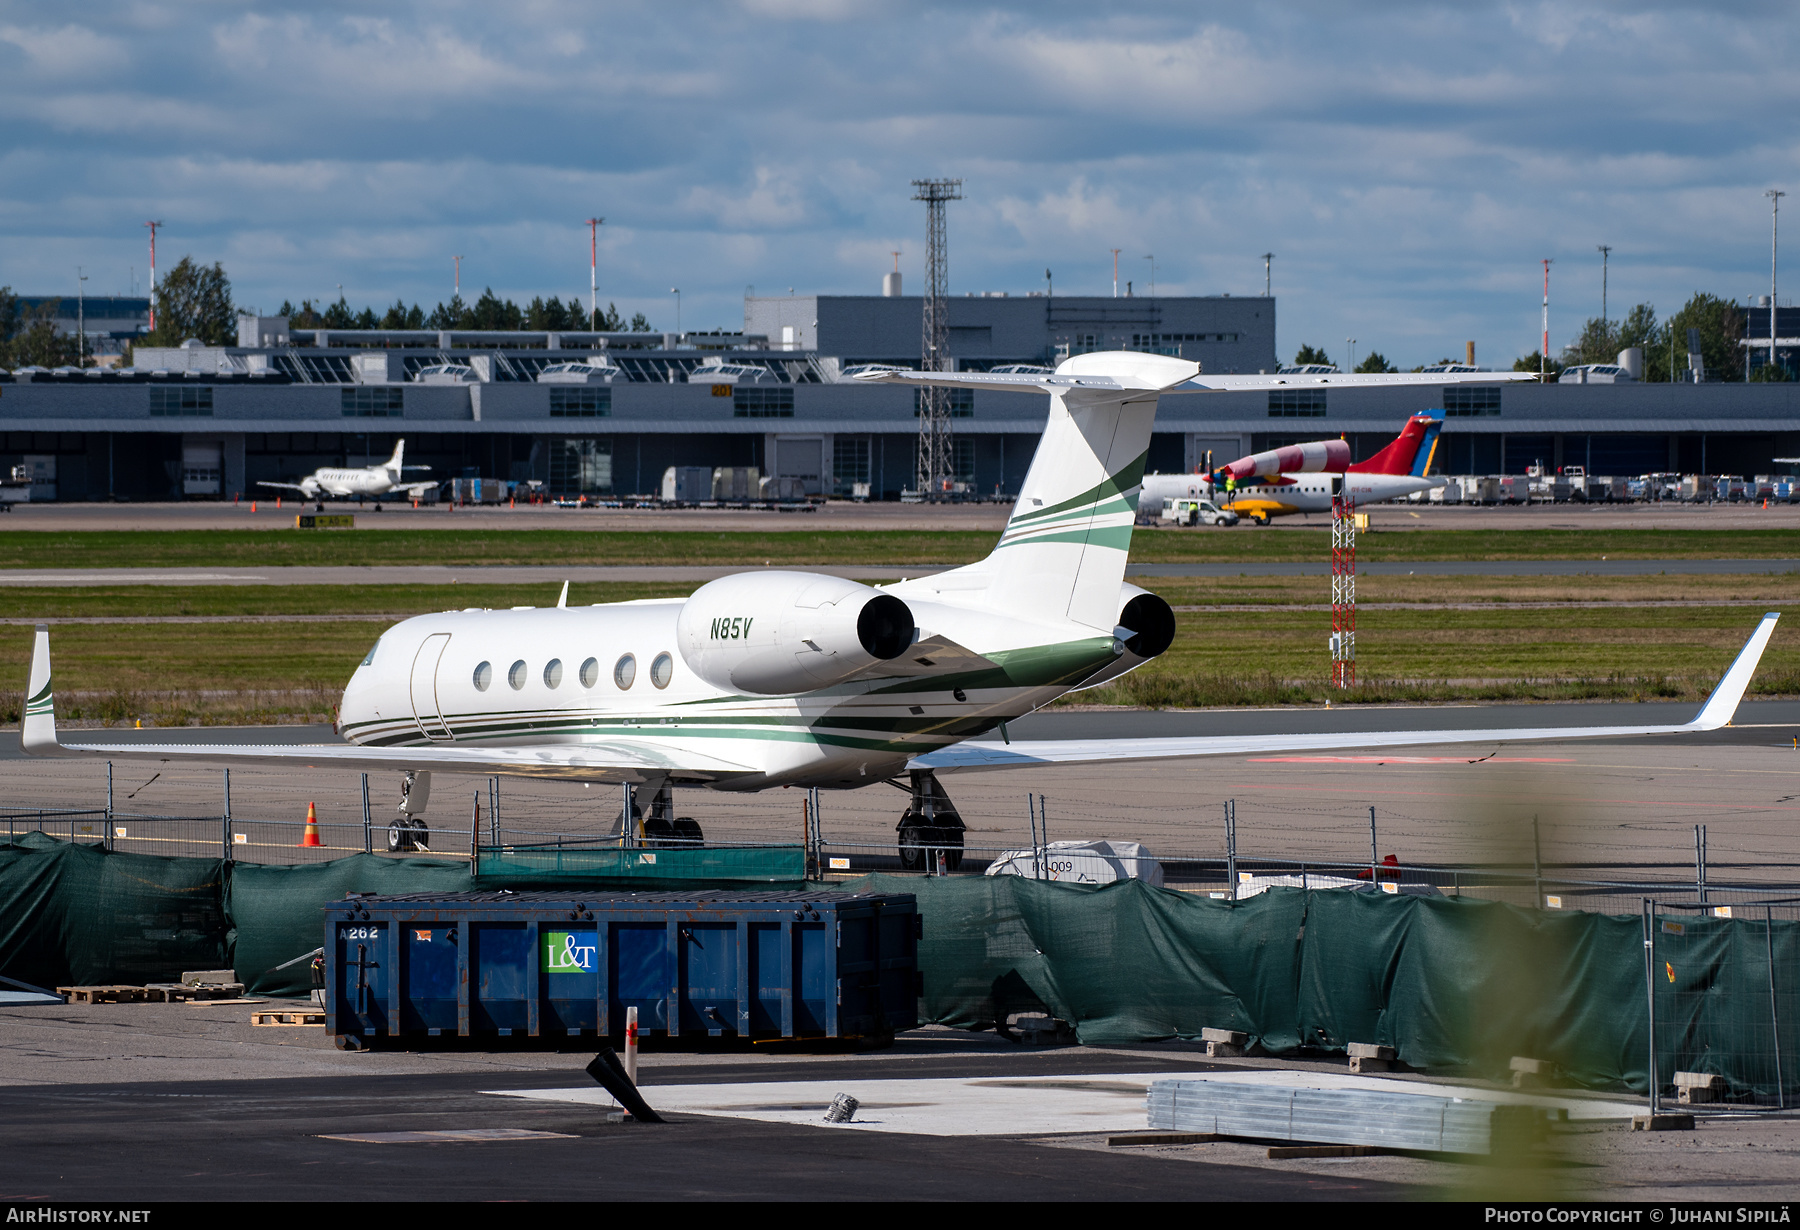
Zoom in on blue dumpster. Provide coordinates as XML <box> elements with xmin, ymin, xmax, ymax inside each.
<box><xmin>325</xmin><ymin>889</ymin><xmax>919</xmax><ymax>1049</ymax></box>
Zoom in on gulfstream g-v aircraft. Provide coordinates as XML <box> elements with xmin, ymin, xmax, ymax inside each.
<box><xmin>21</xmin><ymin>354</ymin><xmax>1781</xmax><ymax>864</ymax></box>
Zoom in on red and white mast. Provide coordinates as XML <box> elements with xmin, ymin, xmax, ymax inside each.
<box><xmin>1541</xmin><ymin>258</ymin><xmax>1553</xmax><ymax>381</ymax></box>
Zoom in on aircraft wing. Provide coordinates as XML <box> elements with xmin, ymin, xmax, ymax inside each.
<box><xmin>910</xmin><ymin>612</ymin><xmax>1781</xmax><ymax>773</ymax></box>
<box><xmin>394</xmin><ymin>480</ymin><xmax>441</xmax><ymax>497</ymax></box>
<box><xmin>33</xmin><ymin>737</ymin><xmax>759</xmax><ymax>784</ymax></box>
<box><xmin>254</xmin><ymin>481</ymin><xmax>310</xmax><ymax>493</ymax></box>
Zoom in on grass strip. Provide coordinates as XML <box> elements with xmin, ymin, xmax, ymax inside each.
<box><xmin>0</xmin><ymin>526</ymin><xmax>1797</xmax><ymax>570</ymax></box>
<box><xmin>0</xmin><ymin>583</ymin><xmax>695</xmax><ymax>619</ymax></box>
<box><xmin>2</xmin><ymin>599</ymin><xmax>1793</xmax><ymax>726</ymax></box>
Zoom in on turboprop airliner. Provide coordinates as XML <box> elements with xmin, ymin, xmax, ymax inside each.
<box><xmin>1138</xmin><ymin>410</ymin><xmax>1445</xmax><ymax>525</ymax></box>
<box><xmin>256</xmin><ymin>439</ymin><xmax>437</xmax><ymax>510</ymax></box>
<box><xmin>21</xmin><ymin>354</ymin><xmax>1781</xmax><ymax>865</ymax></box>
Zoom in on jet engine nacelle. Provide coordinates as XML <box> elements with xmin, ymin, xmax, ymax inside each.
<box><xmin>1220</xmin><ymin>438</ymin><xmax>1351</xmax><ymax>480</ymax></box>
<box><xmin>675</xmin><ymin>571</ymin><xmax>916</xmax><ymax>696</ymax></box>
<box><xmin>1069</xmin><ymin>583</ymin><xmax>1177</xmax><ymax>692</ymax></box>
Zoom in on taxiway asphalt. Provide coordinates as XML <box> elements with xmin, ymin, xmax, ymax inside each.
<box><xmin>0</xmin><ymin>558</ymin><xmax>1793</xmax><ymax>586</ymax></box>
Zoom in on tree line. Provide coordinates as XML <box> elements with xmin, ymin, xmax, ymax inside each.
<box><xmin>278</xmin><ymin>288</ymin><xmax>653</xmax><ymax>335</ymax></box>
<box><xmin>3</xmin><ymin>256</ymin><xmax>662</xmax><ymax>368</ymax></box>
<box><xmin>1293</xmin><ymin>291</ymin><xmax>1780</xmax><ymax>383</ymax></box>
<box><xmin>0</xmin><ymin>288</ymin><xmax>81</xmax><ymax>368</ymax></box>
<box><xmin>1508</xmin><ymin>292</ymin><xmax>1780</xmax><ymax>382</ymax></box>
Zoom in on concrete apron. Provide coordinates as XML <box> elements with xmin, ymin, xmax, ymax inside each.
<box><xmin>488</xmin><ymin>1068</ymin><xmax>1645</xmax><ymax>1138</ymax></box>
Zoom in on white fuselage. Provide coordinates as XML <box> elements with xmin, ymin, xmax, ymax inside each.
<box><xmin>1139</xmin><ymin>472</ymin><xmax>1438</xmax><ymax>516</ymax></box>
<box><xmin>301</xmin><ymin>466</ymin><xmax>409</xmax><ymax>498</ymax></box>
<box><xmin>337</xmin><ymin>582</ymin><xmax>1133</xmax><ymax>792</ymax></box>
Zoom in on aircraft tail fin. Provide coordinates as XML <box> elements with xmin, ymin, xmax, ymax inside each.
<box><xmin>22</xmin><ymin>625</ymin><xmax>62</xmax><ymax>755</ymax></box>
<box><xmin>860</xmin><ymin>352</ymin><xmax>1196</xmax><ymax>632</ymax></box>
<box><xmin>1347</xmin><ymin>410</ymin><xmax>1444</xmax><ymax>476</ymax></box>
<box><xmin>384</xmin><ymin>439</ymin><xmax>405</xmax><ymax>473</ymax></box>
<box><xmin>976</xmin><ymin>353</ymin><xmax>1194</xmax><ymax>631</ymax></box>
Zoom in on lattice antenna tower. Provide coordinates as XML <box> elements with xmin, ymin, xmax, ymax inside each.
<box><xmin>912</xmin><ymin>178</ymin><xmax>962</xmax><ymax>496</ymax></box>
<box><xmin>1330</xmin><ymin>483</ymin><xmax>1357</xmax><ymax>688</ymax></box>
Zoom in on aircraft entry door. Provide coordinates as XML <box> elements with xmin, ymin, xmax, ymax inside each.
<box><xmin>410</xmin><ymin>633</ymin><xmax>454</xmax><ymax>741</ymax></box>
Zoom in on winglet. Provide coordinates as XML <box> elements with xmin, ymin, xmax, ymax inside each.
<box><xmin>1688</xmin><ymin>613</ymin><xmax>1781</xmax><ymax>730</ymax></box>
<box><xmin>22</xmin><ymin>624</ymin><xmax>61</xmax><ymax>755</ymax></box>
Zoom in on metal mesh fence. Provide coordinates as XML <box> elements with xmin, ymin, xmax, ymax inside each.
<box><xmin>7</xmin><ymin>762</ymin><xmax>1800</xmax><ymax>914</ymax></box>
<box><xmin>1642</xmin><ymin>898</ymin><xmax>1800</xmax><ymax>1112</ymax></box>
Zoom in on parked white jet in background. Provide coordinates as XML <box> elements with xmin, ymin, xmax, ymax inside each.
<box><xmin>22</xmin><ymin>356</ymin><xmax>1779</xmax><ymax>865</ymax></box>
<box><xmin>256</xmin><ymin>439</ymin><xmax>437</xmax><ymax>510</ymax></box>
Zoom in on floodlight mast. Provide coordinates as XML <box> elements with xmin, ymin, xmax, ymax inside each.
<box><xmin>587</xmin><ymin>217</ymin><xmax>604</xmax><ymax>330</ymax></box>
<box><xmin>912</xmin><ymin>178</ymin><xmax>962</xmax><ymax>498</ymax></box>
<box><xmin>1769</xmin><ymin>190</ymin><xmax>1786</xmax><ymax>380</ymax></box>
<box><xmin>1597</xmin><ymin>244</ymin><xmax>1612</xmax><ymax>329</ymax></box>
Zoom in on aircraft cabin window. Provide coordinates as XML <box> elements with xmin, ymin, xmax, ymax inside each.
<box><xmin>473</xmin><ymin>661</ymin><xmax>493</xmax><ymax>691</ymax></box>
<box><xmin>614</xmin><ymin>654</ymin><xmax>637</xmax><ymax>690</ymax></box>
<box><xmin>579</xmin><ymin>657</ymin><xmax>599</xmax><ymax>688</ymax></box>
<box><xmin>650</xmin><ymin>652</ymin><xmax>674</xmax><ymax>689</ymax></box>
<box><xmin>508</xmin><ymin>660</ymin><xmax>527</xmax><ymax>690</ymax></box>
<box><xmin>543</xmin><ymin>658</ymin><xmax>563</xmax><ymax>688</ymax></box>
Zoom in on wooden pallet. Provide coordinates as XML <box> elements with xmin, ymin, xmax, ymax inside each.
<box><xmin>58</xmin><ymin>985</ymin><xmax>154</xmax><ymax>1004</ymax></box>
<box><xmin>145</xmin><ymin>983</ymin><xmax>245</xmax><ymax>1003</ymax></box>
<box><xmin>252</xmin><ymin>1008</ymin><xmax>326</xmax><ymax>1027</ymax></box>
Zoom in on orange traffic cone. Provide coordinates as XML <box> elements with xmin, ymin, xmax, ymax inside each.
<box><xmin>299</xmin><ymin>801</ymin><xmax>322</xmax><ymax>847</ymax></box>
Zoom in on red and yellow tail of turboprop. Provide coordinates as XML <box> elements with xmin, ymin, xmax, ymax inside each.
<box><xmin>1347</xmin><ymin>409</ymin><xmax>1445</xmax><ymax>477</ymax></box>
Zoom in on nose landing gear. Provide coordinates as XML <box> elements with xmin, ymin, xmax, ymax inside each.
<box><xmin>896</xmin><ymin>770</ymin><xmax>964</xmax><ymax>872</ymax></box>
<box><xmin>387</xmin><ymin>769</ymin><xmax>431</xmax><ymax>852</ymax></box>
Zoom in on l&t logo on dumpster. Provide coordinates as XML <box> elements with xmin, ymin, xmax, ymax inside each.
<box><xmin>541</xmin><ymin>931</ymin><xmax>597</xmax><ymax>973</ymax></box>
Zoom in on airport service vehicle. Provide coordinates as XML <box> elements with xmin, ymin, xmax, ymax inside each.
<box><xmin>255</xmin><ymin>439</ymin><xmax>438</xmax><ymax>510</ymax></box>
<box><xmin>1137</xmin><ymin>410</ymin><xmax>1446</xmax><ymax>525</ymax></box>
<box><xmin>1160</xmin><ymin>497</ymin><xmax>1238</xmax><ymax>527</ymax></box>
<box><xmin>21</xmin><ymin>354</ymin><xmax>1781</xmax><ymax>867</ymax></box>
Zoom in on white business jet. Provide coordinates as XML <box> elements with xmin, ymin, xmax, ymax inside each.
<box><xmin>256</xmin><ymin>439</ymin><xmax>437</xmax><ymax>510</ymax></box>
<box><xmin>22</xmin><ymin>355</ymin><xmax>1780</xmax><ymax>864</ymax></box>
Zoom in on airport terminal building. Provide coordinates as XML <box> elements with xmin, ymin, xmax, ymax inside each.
<box><xmin>0</xmin><ymin>291</ymin><xmax>1796</xmax><ymax>501</ymax></box>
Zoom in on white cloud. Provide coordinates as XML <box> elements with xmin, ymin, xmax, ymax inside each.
<box><xmin>0</xmin><ymin>2</ymin><xmax>1795</xmax><ymax>364</ymax></box>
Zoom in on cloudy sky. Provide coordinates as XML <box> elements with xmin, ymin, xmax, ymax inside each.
<box><xmin>1</xmin><ymin>1</ymin><xmax>1794</xmax><ymax>366</ymax></box>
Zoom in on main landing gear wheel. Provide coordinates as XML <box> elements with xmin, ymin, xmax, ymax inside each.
<box><xmin>641</xmin><ymin>815</ymin><xmax>705</xmax><ymax>847</ymax></box>
<box><xmin>387</xmin><ymin>817</ymin><xmax>429</xmax><ymax>853</ymax></box>
<box><xmin>897</xmin><ymin>818</ymin><xmax>964</xmax><ymax>872</ymax></box>
<box><xmin>1252</xmin><ymin>512</ymin><xmax>1270</xmax><ymax>526</ymax></box>
<box><xmin>895</xmin><ymin>770</ymin><xmax>965</xmax><ymax>871</ymax></box>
